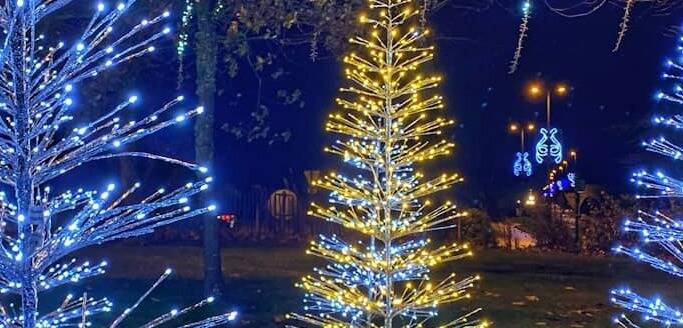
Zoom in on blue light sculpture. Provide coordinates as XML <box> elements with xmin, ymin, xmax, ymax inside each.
<box><xmin>514</xmin><ymin>152</ymin><xmax>533</xmax><ymax>177</ymax></box>
<box><xmin>610</xmin><ymin>30</ymin><xmax>683</xmax><ymax>327</ymax></box>
<box><xmin>536</xmin><ymin>127</ymin><xmax>563</xmax><ymax>164</ymax></box>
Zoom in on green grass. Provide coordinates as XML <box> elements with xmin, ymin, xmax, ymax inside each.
<box><xmin>62</xmin><ymin>246</ymin><xmax>682</xmax><ymax>327</ymax></box>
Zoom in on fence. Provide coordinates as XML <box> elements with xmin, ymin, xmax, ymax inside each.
<box><xmin>218</xmin><ymin>186</ymin><xmax>342</xmax><ymax>243</ymax></box>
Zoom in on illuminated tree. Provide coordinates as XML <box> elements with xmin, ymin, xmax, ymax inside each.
<box><xmin>610</xmin><ymin>31</ymin><xmax>683</xmax><ymax>326</ymax></box>
<box><xmin>0</xmin><ymin>0</ymin><xmax>234</xmax><ymax>326</ymax></box>
<box><xmin>287</xmin><ymin>0</ymin><xmax>485</xmax><ymax>327</ymax></box>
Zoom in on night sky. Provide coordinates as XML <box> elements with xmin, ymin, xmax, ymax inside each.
<box><xmin>106</xmin><ymin>1</ymin><xmax>683</xmax><ymax>215</ymax></box>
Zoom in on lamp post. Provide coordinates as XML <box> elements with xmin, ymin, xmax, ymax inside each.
<box><xmin>509</xmin><ymin>122</ymin><xmax>536</xmax><ymax>151</ymax></box>
<box><xmin>509</xmin><ymin>122</ymin><xmax>536</xmax><ymax>177</ymax></box>
<box><xmin>526</xmin><ymin>80</ymin><xmax>569</xmax><ymax>232</ymax></box>
<box><xmin>527</xmin><ymin>81</ymin><xmax>569</xmax><ymax>128</ymax></box>
<box><xmin>569</xmin><ymin>149</ymin><xmax>581</xmax><ymax>250</ymax></box>
<box><xmin>569</xmin><ymin>149</ymin><xmax>578</xmax><ymax>165</ymax></box>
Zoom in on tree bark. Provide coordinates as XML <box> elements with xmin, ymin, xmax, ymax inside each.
<box><xmin>195</xmin><ymin>0</ymin><xmax>224</xmax><ymax>297</ymax></box>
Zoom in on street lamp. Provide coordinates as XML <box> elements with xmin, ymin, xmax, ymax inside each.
<box><xmin>510</xmin><ymin>122</ymin><xmax>536</xmax><ymax>177</ymax></box>
<box><xmin>569</xmin><ymin>149</ymin><xmax>578</xmax><ymax>164</ymax></box>
<box><xmin>526</xmin><ymin>81</ymin><xmax>569</xmax><ymax>127</ymax></box>
<box><xmin>509</xmin><ymin>122</ymin><xmax>535</xmax><ymax>151</ymax></box>
<box><xmin>525</xmin><ymin>189</ymin><xmax>536</xmax><ymax>207</ymax></box>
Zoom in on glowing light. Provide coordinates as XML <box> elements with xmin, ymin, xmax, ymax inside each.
<box><xmin>0</xmin><ymin>1</ymin><xmax>234</xmax><ymax>326</ymax></box>
<box><xmin>524</xmin><ymin>190</ymin><xmax>536</xmax><ymax>206</ymax></box>
<box><xmin>535</xmin><ymin>127</ymin><xmax>563</xmax><ymax>164</ymax></box>
<box><xmin>513</xmin><ymin>152</ymin><xmax>533</xmax><ymax>177</ymax></box>
<box><xmin>556</xmin><ymin>84</ymin><xmax>568</xmax><ymax>95</ymax></box>
<box><xmin>288</xmin><ymin>1</ymin><xmax>484</xmax><ymax>326</ymax></box>
<box><xmin>509</xmin><ymin>0</ymin><xmax>531</xmax><ymax>74</ymax></box>
<box><xmin>612</xmin><ymin>33</ymin><xmax>683</xmax><ymax>326</ymax></box>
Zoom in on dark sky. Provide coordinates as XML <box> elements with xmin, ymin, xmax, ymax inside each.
<box><xmin>91</xmin><ymin>1</ymin><xmax>683</xmax><ymax>215</ymax></box>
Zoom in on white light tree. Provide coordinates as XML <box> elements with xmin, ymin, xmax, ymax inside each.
<box><xmin>0</xmin><ymin>0</ymin><xmax>235</xmax><ymax>326</ymax></box>
<box><xmin>287</xmin><ymin>0</ymin><xmax>486</xmax><ymax>327</ymax></box>
<box><xmin>611</xmin><ymin>35</ymin><xmax>683</xmax><ymax>327</ymax></box>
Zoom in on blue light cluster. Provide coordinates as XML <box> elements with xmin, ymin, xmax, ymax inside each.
<box><xmin>542</xmin><ymin>172</ymin><xmax>575</xmax><ymax>198</ymax></box>
<box><xmin>612</xmin><ymin>29</ymin><xmax>683</xmax><ymax>326</ymax></box>
<box><xmin>0</xmin><ymin>1</ymin><xmax>235</xmax><ymax>326</ymax></box>
<box><xmin>513</xmin><ymin>152</ymin><xmax>533</xmax><ymax>177</ymax></box>
<box><xmin>535</xmin><ymin>128</ymin><xmax>563</xmax><ymax>164</ymax></box>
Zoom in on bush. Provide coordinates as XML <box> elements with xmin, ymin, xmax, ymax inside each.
<box><xmin>580</xmin><ymin>192</ymin><xmax>636</xmax><ymax>255</ymax></box>
<box><xmin>457</xmin><ymin>208</ymin><xmax>493</xmax><ymax>247</ymax></box>
<box><xmin>526</xmin><ymin>205</ymin><xmax>575</xmax><ymax>252</ymax></box>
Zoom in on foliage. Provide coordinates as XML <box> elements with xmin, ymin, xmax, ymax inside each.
<box><xmin>580</xmin><ymin>193</ymin><xmax>636</xmax><ymax>255</ymax></box>
<box><xmin>178</xmin><ymin>0</ymin><xmax>363</xmax><ymax>145</ymax></box>
<box><xmin>460</xmin><ymin>208</ymin><xmax>494</xmax><ymax>247</ymax></box>
<box><xmin>522</xmin><ymin>205</ymin><xmax>573</xmax><ymax>251</ymax></box>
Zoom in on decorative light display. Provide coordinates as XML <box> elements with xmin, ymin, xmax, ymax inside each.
<box><xmin>287</xmin><ymin>0</ymin><xmax>486</xmax><ymax>326</ymax></box>
<box><xmin>535</xmin><ymin>128</ymin><xmax>563</xmax><ymax>164</ymax></box>
<box><xmin>0</xmin><ymin>1</ymin><xmax>235</xmax><ymax>326</ymax></box>
<box><xmin>509</xmin><ymin>0</ymin><xmax>531</xmax><ymax>74</ymax></box>
<box><xmin>613</xmin><ymin>0</ymin><xmax>636</xmax><ymax>52</ymax></box>
<box><xmin>542</xmin><ymin>160</ymin><xmax>575</xmax><ymax>197</ymax></box>
<box><xmin>513</xmin><ymin>152</ymin><xmax>533</xmax><ymax>177</ymax></box>
<box><xmin>568</xmin><ymin>172</ymin><xmax>577</xmax><ymax>188</ymax></box>
<box><xmin>611</xmin><ymin>31</ymin><xmax>683</xmax><ymax>327</ymax></box>
<box><xmin>542</xmin><ymin>173</ymin><xmax>575</xmax><ymax>197</ymax></box>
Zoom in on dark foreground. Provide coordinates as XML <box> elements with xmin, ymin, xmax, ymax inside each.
<box><xmin>37</xmin><ymin>246</ymin><xmax>682</xmax><ymax>327</ymax></box>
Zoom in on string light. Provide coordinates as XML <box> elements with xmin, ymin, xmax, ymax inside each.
<box><xmin>611</xmin><ymin>28</ymin><xmax>683</xmax><ymax>327</ymax></box>
<box><xmin>613</xmin><ymin>0</ymin><xmax>636</xmax><ymax>52</ymax></box>
<box><xmin>287</xmin><ymin>1</ymin><xmax>486</xmax><ymax>327</ymax></box>
<box><xmin>509</xmin><ymin>0</ymin><xmax>531</xmax><ymax>74</ymax></box>
<box><xmin>0</xmin><ymin>1</ymin><xmax>235</xmax><ymax>326</ymax></box>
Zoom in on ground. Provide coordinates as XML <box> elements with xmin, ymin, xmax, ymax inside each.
<box><xmin>45</xmin><ymin>246</ymin><xmax>683</xmax><ymax>327</ymax></box>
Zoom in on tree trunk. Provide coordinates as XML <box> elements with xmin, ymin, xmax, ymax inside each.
<box><xmin>195</xmin><ymin>0</ymin><xmax>223</xmax><ymax>297</ymax></box>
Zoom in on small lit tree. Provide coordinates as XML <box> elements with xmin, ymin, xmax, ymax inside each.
<box><xmin>287</xmin><ymin>0</ymin><xmax>485</xmax><ymax>327</ymax></box>
<box><xmin>0</xmin><ymin>0</ymin><xmax>235</xmax><ymax>326</ymax></box>
<box><xmin>611</xmin><ymin>32</ymin><xmax>683</xmax><ymax>326</ymax></box>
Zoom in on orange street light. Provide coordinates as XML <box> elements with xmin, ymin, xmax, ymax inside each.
<box><xmin>525</xmin><ymin>80</ymin><xmax>570</xmax><ymax>127</ymax></box>
<box><xmin>509</xmin><ymin>121</ymin><xmax>536</xmax><ymax>151</ymax></box>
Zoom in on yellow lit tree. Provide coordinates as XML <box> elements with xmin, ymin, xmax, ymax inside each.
<box><xmin>287</xmin><ymin>0</ymin><xmax>485</xmax><ymax>327</ymax></box>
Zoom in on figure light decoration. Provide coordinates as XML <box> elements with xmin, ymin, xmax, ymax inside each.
<box><xmin>0</xmin><ymin>0</ymin><xmax>237</xmax><ymax>327</ymax></box>
<box><xmin>509</xmin><ymin>122</ymin><xmax>534</xmax><ymax>177</ymax></box>
<box><xmin>610</xmin><ymin>29</ymin><xmax>683</xmax><ymax>327</ymax></box>
<box><xmin>286</xmin><ymin>0</ymin><xmax>487</xmax><ymax>327</ymax></box>
<box><xmin>535</xmin><ymin>128</ymin><xmax>562</xmax><ymax>164</ymax></box>
<box><xmin>513</xmin><ymin>152</ymin><xmax>532</xmax><ymax>177</ymax></box>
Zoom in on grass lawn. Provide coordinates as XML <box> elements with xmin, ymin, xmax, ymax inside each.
<box><xmin>53</xmin><ymin>246</ymin><xmax>682</xmax><ymax>327</ymax></box>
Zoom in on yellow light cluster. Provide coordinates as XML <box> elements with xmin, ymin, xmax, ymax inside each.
<box><xmin>292</xmin><ymin>0</ymin><xmax>484</xmax><ymax>326</ymax></box>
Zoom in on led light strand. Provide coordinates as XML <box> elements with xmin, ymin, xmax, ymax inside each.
<box><xmin>509</xmin><ymin>0</ymin><xmax>531</xmax><ymax>74</ymax></box>
<box><xmin>613</xmin><ymin>0</ymin><xmax>636</xmax><ymax>52</ymax></box>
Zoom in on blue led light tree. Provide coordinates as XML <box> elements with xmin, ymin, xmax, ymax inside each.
<box><xmin>0</xmin><ymin>0</ymin><xmax>235</xmax><ymax>326</ymax></box>
<box><xmin>610</xmin><ymin>33</ymin><xmax>683</xmax><ymax>327</ymax></box>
